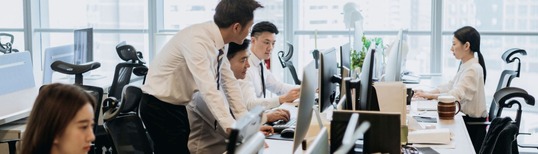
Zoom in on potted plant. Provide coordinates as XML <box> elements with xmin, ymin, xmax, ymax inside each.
<box><xmin>350</xmin><ymin>35</ymin><xmax>383</xmax><ymax>77</ymax></box>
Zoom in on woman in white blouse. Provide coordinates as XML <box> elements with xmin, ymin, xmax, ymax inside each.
<box><xmin>414</xmin><ymin>26</ymin><xmax>487</xmax><ymax>153</ymax></box>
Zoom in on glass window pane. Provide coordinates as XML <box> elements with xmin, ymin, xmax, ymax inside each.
<box><xmin>1</xmin><ymin>1</ymin><xmax>23</xmax><ymax>28</ymax></box>
<box><xmin>298</xmin><ymin>0</ymin><xmax>431</xmax><ymax>31</ymax></box>
<box><xmin>44</xmin><ymin>0</ymin><xmax>147</xmax><ymax>29</ymax></box>
<box><xmin>42</xmin><ymin>32</ymin><xmax>148</xmax><ymax>74</ymax></box>
<box><xmin>163</xmin><ymin>0</ymin><xmax>219</xmax><ymax>30</ymax></box>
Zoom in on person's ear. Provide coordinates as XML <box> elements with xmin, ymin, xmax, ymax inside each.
<box><xmin>232</xmin><ymin>23</ymin><xmax>241</xmax><ymax>34</ymax></box>
<box><xmin>464</xmin><ymin>42</ymin><xmax>470</xmax><ymax>50</ymax></box>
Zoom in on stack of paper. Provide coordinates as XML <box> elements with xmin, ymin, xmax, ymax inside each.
<box><xmin>408</xmin><ymin>128</ymin><xmax>451</xmax><ymax>144</ymax></box>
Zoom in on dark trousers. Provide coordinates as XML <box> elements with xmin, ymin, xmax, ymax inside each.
<box><xmin>463</xmin><ymin>116</ymin><xmax>487</xmax><ymax>154</ymax></box>
<box><xmin>140</xmin><ymin>93</ymin><xmax>190</xmax><ymax>154</ymax></box>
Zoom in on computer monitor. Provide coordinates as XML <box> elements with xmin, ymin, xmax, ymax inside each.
<box><xmin>74</xmin><ymin>28</ymin><xmax>93</xmax><ymax>65</ymax></box>
<box><xmin>340</xmin><ymin>43</ymin><xmax>351</xmax><ymax>72</ymax></box>
<box><xmin>43</xmin><ymin>44</ymin><xmax>74</xmax><ymax>84</ymax></box>
<box><xmin>358</xmin><ymin>49</ymin><xmax>377</xmax><ymax>110</ymax></box>
<box><xmin>383</xmin><ymin>29</ymin><xmax>408</xmax><ymax>82</ymax></box>
<box><xmin>292</xmin><ymin>61</ymin><xmax>318</xmax><ymax>153</ymax></box>
<box><xmin>227</xmin><ymin>106</ymin><xmax>265</xmax><ymax>154</ymax></box>
<box><xmin>304</xmin><ymin>127</ymin><xmax>329</xmax><ymax>154</ymax></box>
<box><xmin>318</xmin><ymin>47</ymin><xmax>338</xmax><ymax>112</ymax></box>
<box><xmin>331</xmin><ymin>110</ymin><xmax>401</xmax><ymax>154</ymax></box>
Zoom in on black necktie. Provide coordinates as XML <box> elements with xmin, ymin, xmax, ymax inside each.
<box><xmin>216</xmin><ymin>49</ymin><xmax>224</xmax><ymax>90</ymax></box>
<box><xmin>260</xmin><ymin>62</ymin><xmax>266</xmax><ymax>98</ymax></box>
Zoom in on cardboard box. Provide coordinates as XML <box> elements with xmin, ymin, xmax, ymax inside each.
<box><xmin>0</xmin><ymin>118</ymin><xmax>27</xmax><ymax>153</ymax></box>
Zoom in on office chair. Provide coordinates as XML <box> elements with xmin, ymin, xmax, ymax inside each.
<box><xmin>479</xmin><ymin>117</ymin><xmax>519</xmax><ymax>154</ymax></box>
<box><xmin>277</xmin><ymin>42</ymin><xmax>301</xmax><ymax>85</ymax></box>
<box><xmin>102</xmin><ymin>85</ymin><xmax>153</xmax><ymax>154</ymax></box>
<box><xmin>49</xmin><ymin>60</ymin><xmax>113</xmax><ymax>154</ymax></box>
<box><xmin>488</xmin><ymin>48</ymin><xmax>527</xmax><ymax>121</ymax></box>
<box><xmin>108</xmin><ymin>42</ymin><xmax>148</xmax><ymax>100</ymax></box>
<box><xmin>0</xmin><ymin>33</ymin><xmax>19</xmax><ymax>54</ymax></box>
<box><xmin>471</xmin><ymin>87</ymin><xmax>535</xmax><ymax>153</ymax></box>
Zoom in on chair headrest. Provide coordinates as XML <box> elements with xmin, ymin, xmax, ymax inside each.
<box><xmin>494</xmin><ymin>87</ymin><xmax>535</xmax><ymax>108</ymax></box>
<box><xmin>51</xmin><ymin>61</ymin><xmax>101</xmax><ymax>75</ymax></box>
<box><xmin>502</xmin><ymin>48</ymin><xmax>526</xmax><ymax>64</ymax></box>
<box><xmin>120</xmin><ymin>85</ymin><xmax>143</xmax><ymax>113</ymax></box>
<box><xmin>116</xmin><ymin>41</ymin><xmax>145</xmax><ymax>64</ymax></box>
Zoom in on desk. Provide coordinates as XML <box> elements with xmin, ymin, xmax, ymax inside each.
<box><xmin>0</xmin><ymin>87</ymin><xmax>39</xmax><ymax>125</ymax></box>
<box><xmin>409</xmin><ymin>102</ymin><xmax>475</xmax><ymax>153</ymax></box>
<box><xmin>264</xmin><ymin>102</ymin><xmax>476</xmax><ymax>154</ymax></box>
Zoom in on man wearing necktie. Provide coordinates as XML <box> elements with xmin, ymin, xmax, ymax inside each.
<box><xmin>139</xmin><ymin>0</ymin><xmax>263</xmax><ymax>153</ymax></box>
<box><xmin>244</xmin><ymin>21</ymin><xmax>300</xmax><ymax>113</ymax></box>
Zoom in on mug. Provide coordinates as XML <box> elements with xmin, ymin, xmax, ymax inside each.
<box><xmin>437</xmin><ymin>95</ymin><xmax>461</xmax><ymax>120</ymax></box>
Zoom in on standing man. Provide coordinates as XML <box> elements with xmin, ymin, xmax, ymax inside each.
<box><xmin>139</xmin><ymin>0</ymin><xmax>263</xmax><ymax>153</ymax></box>
<box><xmin>245</xmin><ymin>21</ymin><xmax>300</xmax><ymax>110</ymax></box>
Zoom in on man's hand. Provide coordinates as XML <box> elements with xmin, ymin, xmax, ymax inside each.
<box><xmin>266</xmin><ymin>109</ymin><xmax>290</xmax><ymax>123</ymax></box>
<box><xmin>260</xmin><ymin>125</ymin><xmax>274</xmax><ymax>136</ymax></box>
<box><xmin>279</xmin><ymin>88</ymin><xmax>301</xmax><ymax>104</ymax></box>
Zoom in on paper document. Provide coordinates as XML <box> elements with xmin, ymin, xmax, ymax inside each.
<box><xmin>416</xmin><ymin>100</ymin><xmax>438</xmax><ymax>111</ymax></box>
<box><xmin>408</xmin><ymin>128</ymin><xmax>451</xmax><ymax>144</ymax></box>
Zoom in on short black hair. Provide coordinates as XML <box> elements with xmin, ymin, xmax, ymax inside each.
<box><xmin>227</xmin><ymin>39</ymin><xmax>250</xmax><ymax>59</ymax></box>
<box><xmin>250</xmin><ymin>21</ymin><xmax>279</xmax><ymax>37</ymax></box>
<box><xmin>214</xmin><ymin>0</ymin><xmax>263</xmax><ymax>28</ymax></box>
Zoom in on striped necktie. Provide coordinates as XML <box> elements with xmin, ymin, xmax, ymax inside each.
<box><xmin>216</xmin><ymin>49</ymin><xmax>224</xmax><ymax>90</ymax></box>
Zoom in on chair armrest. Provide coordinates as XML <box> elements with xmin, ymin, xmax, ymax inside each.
<box><xmin>465</xmin><ymin>121</ymin><xmax>491</xmax><ymax>125</ymax></box>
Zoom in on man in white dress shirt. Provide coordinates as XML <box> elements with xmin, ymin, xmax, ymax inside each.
<box><xmin>139</xmin><ymin>0</ymin><xmax>263</xmax><ymax>153</ymax></box>
<box><xmin>245</xmin><ymin>21</ymin><xmax>300</xmax><ymax>113</ymax></box>
<box><xmin>188</xmin><ymin>39</ymin><xmax>285</xmax><ymax>154</ymax></box>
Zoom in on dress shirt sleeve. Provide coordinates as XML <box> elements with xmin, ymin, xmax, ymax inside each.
<box><xmin>446</xmin><ymin>68</ymin><xmax>479</xmax><ymax>104</ymax></box>
<box><xmin>239</xmin><ymin>79</ymin><xmax>280</xmax><ymax>110</ymax></box>
<box><xmin>220</xmin><ymin>57</ymin><xmax>248</xmax><ymax>119</ymax></box>
<box><xmin>183</xmin><ymin>42</ymin><xmax>235</xmax><ymax>130</ymax></box>
<box><xmin>265</xmin><ymin>68</ymin><xmax>300</xmax><ymax>96</ymax></box>
<box><xmin>437</xmin><ymin>78</ymin><xmax>455</xmax><ymax>93</ymax></box>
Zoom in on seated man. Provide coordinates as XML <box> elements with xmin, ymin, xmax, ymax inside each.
<box><xmin>187</xmin><ymin>39</ymin><xmax>288</xmax><ymax>154</ymax></box>
<box><xmin>245</xmin><ymin>21</ymin><xmax>300</xmax><ymax>111</ymax></box>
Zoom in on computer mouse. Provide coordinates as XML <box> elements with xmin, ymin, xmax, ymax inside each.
<box><xmin>280</xmin><ymin>128</ymin><xmax>295</xmax><ymax>138</ymax></box>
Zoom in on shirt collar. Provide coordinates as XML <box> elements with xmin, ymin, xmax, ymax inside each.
<box><xmin>249</xmin><ymin>48</ymin><xmax>263</xmax><ymax>66</ymax></box>
<box><xmin>460</xmin><ymin>57</ymin><xmax>478</xmax><ymax>70</ymax></box>
<box><xmin>208</xmin><ymin>21</ymin><xmax>225</xmax><ymax>51</ymax></box>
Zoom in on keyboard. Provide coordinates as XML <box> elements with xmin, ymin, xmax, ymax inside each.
<box><xmin>272</xmin><ymin>118</ymin><xmax>297</xmax><ymax>133</ymax></box>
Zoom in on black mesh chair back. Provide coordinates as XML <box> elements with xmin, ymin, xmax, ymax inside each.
<box><xmin>109</xmin><ymin>42</ymin><xmax>147</xmax><ymax>99</ymax></box>
<box><xmin>277</xmin><ymin>42</ymin><xmax>301</xmax><ymax>85</ymax></box>
<box><xmin>479</xmin><ymin>117</ymin><xmax>519</xmax><ymax>154</ymax></box>
<box><xmin>489</xmin><ymin>48</ymin><xmax>527</xmax><ymax>121</ymax></box>
<box><xmin>104</xmin><ymin>115</ymin><xmax>153</xmax><ymax>154</ymax></box>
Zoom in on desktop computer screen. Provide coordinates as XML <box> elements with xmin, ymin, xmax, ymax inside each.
<box><xmin>358</xmin><ymin>49</ymin><xmax>377</xmax><ymax>110</ymax></box>
<box><xmin>74</xmin><ymin>28</ymin><xmax>93</xmax><ymax>65</ymax></box>
<box><xmin>340</xmin><ymin>43</ymin><xmax>351</xmax><ymax>72</ymax></box>
<box><xmin>383</xmin><ymin>29</ymin><xmax>408</xmax><ymax>82</ymax></box>
<box><xmin>292</xmin><ymin>61</ymin><xmax>318</xmax><ymax>153</ymax></box>
<box><xmin>319</xmin><ymin>47</ymin><xmax>338</xmax><ymax>112</ymax></box>
<box><xmin>331</xmin><ymin>110</ymin><xmax>401</xmax><ymax>154</ymax></box>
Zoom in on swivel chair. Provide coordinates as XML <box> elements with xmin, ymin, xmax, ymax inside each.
<box><xmin>478</xmin><ymin>87</ymin><xmax>535</xmax><ymax>154</ymax></box>
<box><xmin>102</xmin><ymin>85</ymin><xmax>153</xmax><ymax>154</ymax></box>
<box><xmin>49</xmin><ymin>60</ymin><xmax>112</xmax><ymax>154</ymax></box>
<box><xmin>108</xmin><ymin>41</ymin><xmax>148</xmax><ymax>101</ymax></box>
<box><xmin>488</xmin><ymin>48</ymin><xmax>527</xmax><ymax>121</ymax></box>
<box><xmin>277</xmin><ymin>42</ymin><xmax>301</xmax><ymax>85</ymax></box>
<box><xmin>0</xmin><ymin>33</ymin><xmax>19</xmax><ymax>54</ymax></box>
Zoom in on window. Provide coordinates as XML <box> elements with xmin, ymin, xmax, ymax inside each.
<box><xmin>0</xmin><ymin>1</ymin><xmax>24</xmax><ymax>51</ymax></box>
<box><xmin>296</xmin><ymin>0</ymin><xmax>432</xmax><ymax>75</ymax></box>
<box><xmin>38</xmin><ymin>0</ymin><xmax>148</xmax><ymax>73</ymax></box>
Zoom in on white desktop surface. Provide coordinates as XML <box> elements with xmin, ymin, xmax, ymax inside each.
<box><xmin>409</xmin><ymin>102</ymin><xmax>476</xmax><ymax>153</ymax></box>
<box><xmin>265</xmin><ymin>94</ymin><xmax>475</xmax><ymax>154</ymax></box>
<box><xmin>0</xmin><ymin>87</ymin><xmax>39</xmax><ymax>125</ymax></box>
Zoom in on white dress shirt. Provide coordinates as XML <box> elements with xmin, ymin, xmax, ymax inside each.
<box><xmin>142</xmin><ymin>21</ymin><xmax>247</xmax><ymax>130</ymax></box>
<box><xmin>238</xmin><ymin>79</ymin><xmax>280</xmax><ymax>110</ymax></box>
<box><xmin>437</xmin><ymin>58</ymin><xmax>487</xmax><ymax>118</ymax></box>
<box><xmin>245</xmin><ymin>50</ymin><xmax>298</xmax><ymax>99</ymax></box>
